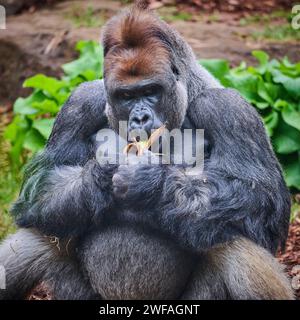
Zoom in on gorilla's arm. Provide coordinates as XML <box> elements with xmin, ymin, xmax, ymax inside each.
<box><xmin>115</xmin><ymin>88</ymin><xmax>291</xmax><ymax>254</ymax></box>
<box><xmin>13</xmin><ymin>157</ymin><xmax>115</xmax><ymax>237</ymax></box>
<box><xmin>12</xmin><ymin>81</ymin><xmax>116</xmax><ymax>238</ymax></box>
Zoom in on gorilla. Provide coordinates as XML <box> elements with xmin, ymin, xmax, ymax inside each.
<box><xmin>0</xmin><ymin>0</ymin><xmax>294</xmax><ymax>299</ymax></box>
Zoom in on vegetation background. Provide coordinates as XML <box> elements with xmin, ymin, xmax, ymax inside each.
<box><xmin>0</xmin><ymin>0</ymin><xmax>299</xmax><ymax>299</ymax></box>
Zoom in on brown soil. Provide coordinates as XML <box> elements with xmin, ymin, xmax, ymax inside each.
<box><xmin>174</xmin><ymin>0</ymin><xmax>294</xmax><ymax>13</ymax></box>
<box><xmin>27</xmin><ymin>282</ymin><xmax>53</xmax><ymax>300</ymax></box>
<box><xmin>277</xmin><ymin>218</ymin><xmax>300</xmax><ymax>300</ymax></box>
<box><xmin>0</xmin><ymin>0</ymin><xmax>299</xmax><ymax>105</ymax></box>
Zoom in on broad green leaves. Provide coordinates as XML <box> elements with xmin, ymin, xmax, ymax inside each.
<box><xmin>281</xmin><ymin>104</ymin><xmax>300</xmax><ymax>131</ymax></box>
<box><xmin>200</xmin><ymin>51</ymin><xmax>300</xmax><ymax>190</ymax></box>
<box><xmin>23</xmin><ymin>75</ymin><xmax>67</xmax><ymax>99</ymax></box>
<box><xmin>199</xmin><ymin>59</ymin><xmax>230</xmax><ymax>86</ymax></box>
<box><xmin>23</xmin><ymin>129</ymin><xmax>45</xmax><ymax>153</ymax></box>
<box><xmin>273</xmin><ymin>120</ymin><xmax>300</xmax><ymax>154</ymax></box>
<box><xmin>32</xmin><ymin>119</ymin><xmax>55</xmax><ymax>139</ymax></box>
<box><xmin>263</xmin><ymin>111</ymin><xmax>279</xmax><ymax>136</ymax></box>
<box><xmin>62</xmin><ymin>40</ymin><xmax>103</xmax><ymax>80</ymax></box>
<box><xmin>5</xmin><ymin>42</ymin><xmax>300</xmax><ymax>191</ymax></box>
<box><xmin>5</xmin><ymin>41</ymin><xmax>102</xmax><ymax>167</ymax></box>
<box><xmin>284</xmin><ymin>155</ymin><xmax>300</xmax><ymax>190</ymax></box>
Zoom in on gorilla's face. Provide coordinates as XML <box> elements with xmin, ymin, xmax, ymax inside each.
<box><xmin>102</xmin><ymin>9</ymin><xmax>188</xmax><ymax>138</ymax></box>
<box><xmin>105</xmin><ymin>71</ymin><xmax>169</xmax><ymax>137</ymax></box>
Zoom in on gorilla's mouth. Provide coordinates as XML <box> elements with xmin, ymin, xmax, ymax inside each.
<box><xmin>125</xmin><ymin>125</ymin><xmax>166</xmax><ymax>156</ymax></box>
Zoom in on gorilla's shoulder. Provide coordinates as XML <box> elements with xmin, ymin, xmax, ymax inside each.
<box><xmin>200</xmin><ymin>88</ymin><xmax>250</xmax><ymax>108</ymax></box>
<box><xmin>189</xmin><ymin>88</ymin><xmax>265</xmax><ymax>133</ymax></box>
<box><xmin>195</xmin><ymin>88</ymin><xmax>260</xmax><ymax>118</ymax></box>
<box><xmin>67</xmin><ymin>80</ymin><xmax>107</xmax><ymax>106</ymax></box>
<box><xmin>58</xmin><ymin>80</ymin><xmax>107</xmax><ymax>122</ymax></box>
<box><xmin>48</xmin><ymin>80</ymin><xmax>108</xmax><ymax>145</ymax></box>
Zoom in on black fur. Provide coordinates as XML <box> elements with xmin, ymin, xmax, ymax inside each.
<box><xmin>13</xmin><ymin>82</ymin><xmax>290</xmax><ymax>254</ymax></box>
<box><xmin>113</xmin><ymin>89</ymin><xmax>290</xmax><ymax>254</ymax></box>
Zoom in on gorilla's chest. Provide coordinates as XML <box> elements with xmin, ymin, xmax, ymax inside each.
<box><xmin>81</xmin><ymin>225</ymin><xmax>195</xmax><ymax>300</ymax></box>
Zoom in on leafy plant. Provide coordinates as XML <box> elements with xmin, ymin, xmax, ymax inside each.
<box><xmin>200</xmin><ymin>51</ymin><xmax>300</xmax><ymax>191</ymax></box>
<box><xmin>5</xmin><ymin>40</ymin><xmax>103</xmax><ymax>168</ymax></box>
<box><xmin>0</xmin><ymin>121</ymin><xmax>18</xmax><ymax>239</ymax></box>
<box><xmin>5</xmin><ymin>40</ymin><xmax>300</xmax><ymax>192</ymax></box>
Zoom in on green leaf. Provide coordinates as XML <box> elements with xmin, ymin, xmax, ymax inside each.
<box><xmin>13</xmin><ymin>97</ymin><xmax>37</xmax><ymax>115</ymax></box>
<box><xmin>282</xmin><ymin>104</ymin><xmax>300</xmax><ymax>131</ymax></box>
<box><xmin>63</xmin><ymin>57</ymin><xmax>101</xmax><ymax>80</ymax></box>
<box><xmin>280</xmin><ymin>57</ymin><xmax>300</xmax><ymax>77</ymax></box>
<box><xmin>224</xmin><ymin>72</ymin><xmax>260</xmax><ymax>102</ymax></box>
<box><xmin>4</xmin><ymin>116</ymin><xmax>30</xmax><ymax>165</ymax></box>
<box><xmin>199</xmin><ymin>59</ymin><xmax>230</xmax><ymax>80</ymax></box>
<box><xmin>282</xmin><ymin>156</ymin><xmax>300</xmax><ymax>189</ymax></box>
<box><xmin>13</xmin><ymin>91</ymin><xmax>46</xmax><ymax>115</ymax></box>
<box><xmin>255</xmin><ymin>101</ymin><xmax>269</xmax><ymax>110</ymax></box>
<box><xmin>235</xmin><ymin>61</ymin><xmax>247</xmax><ymax>72</ymax></box>
<box><xmin>282</xmin><ymin>77</ymin><xmax>300</xmax><ymax>98</ymax></box>
<box><xmin>264</xmin><ymin>83</ymin><xmax>280</xmax><ymax>102</ymax></box>
<box><xmin>76</xmin><ymin>40</ymin><xmax>98</xmax><ymax>54</ymax></box>
<box><xmin>4</xmin><ymin>40</ymin><xmax>106</xmax><ymax>170</ymax></box>
<box><xmin>32</xmin><ymin>118</ymin><xmax>55</xmax><ymax>139</ymax></box>
<box><xmin>273</xmin><ymin>99</ymin><xmax>289</xmax><ymax>111</ymax></box>
<box><xmin>80</xmin><ymin>69</ymin><xmax>98</xmax><ymax>81</ymax></box>
<box><xmin>23</xmin><ymin>129</ymin><xmax>46</xmax><ymax>153</ymax></box>
<box><xmin>272</xmin><ymin>69</ymin><xmax>300</xmax><ymax>98</ymax></box>
<box><xmin>24</xmin><ymin>75</ymin><xmax>67</xmax><ymax>98</ymax></box>
<box><xmin>63</xmin><ymin>41</ymin><xmax>103</xmax><ymax>79</ymax></box>
<box><xmin>4</xmin><ymin>116</ymin><xmax>29</xmax><ymax>142</ymax></box>
<box><xmin>273</xmin><ymin>120</ymin><xmax>300</xmax><ymax>154</ymax></box>
<box><xmin>9</xmin><ymin>132</ymin><xmax>27</xmax><ymax>166</ymax></box>
<box><xmin>282</xmin><ymin>56</ymin><xmax>294</xmax><ymax>68</ymax></box>
<box><xmin>252</xmin><ymin>50</ymin><xmax>269</xmax><ymax>67</ymax></box>
<box><xmin>257</xmin><ymin>80</ymin><xmax>273</xmax><ymax>105</ymax></box>
<box><xmin>32</xmin><ymin>99</ymin><xmax>59</xmax><ymax>114</ymax></box>
<box><xmin>263</xmin><ymin>111</ymin><xmax>279</xmax><ymax>137</ymax></box>
<box><xmin>68</xmin><ymin>76</ymin><xmax>86</xmax><ymax>88</ymax></box>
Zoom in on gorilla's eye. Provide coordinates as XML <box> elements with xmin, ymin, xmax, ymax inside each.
<box><xmin>144</xmin><ymin>88</ymin><xmax>154</xmax><ymax>96</ymax></box>
<box><xmin>171</xmin><ymin>64</ymin><xmax>180</xmax><ymax>80</ymax></box>
<box><xmin>121</xmin><ymin>92</ymin><xmax>133</xmax><ymax>100</ymax></box>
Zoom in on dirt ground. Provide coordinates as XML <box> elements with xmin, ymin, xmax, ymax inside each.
<box><xmin>277</xmin><ymin>218</ymin><xmax>300</xmax><ymax>299</ymax></box>
<box><xmin>0</xmin><ymin>0</ymin><xmax>299</xmax><ymax>105</ymax></box>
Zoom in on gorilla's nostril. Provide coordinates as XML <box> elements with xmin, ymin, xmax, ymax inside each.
<box><xmin>132</xmin><ymin>117</ymin><xmax>140</xmax><ymax>124</ymax></box>
<box><xmin>141</xmin><ymin>115</ymin><xmax>149</xmax><ymax>124</ymax></box>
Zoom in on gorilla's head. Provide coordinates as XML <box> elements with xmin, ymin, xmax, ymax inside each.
<box><xmin>101</xmin><ymin>2</ymin><xmax>197</xmax><ymax>137</ymax></box>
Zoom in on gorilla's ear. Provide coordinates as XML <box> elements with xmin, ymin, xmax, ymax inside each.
<box><xmin>134</xmin><ymin>0</ymin><xmax>150</xmax><ymax>10</ymax></box>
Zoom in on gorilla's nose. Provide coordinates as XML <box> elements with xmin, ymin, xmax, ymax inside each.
<box><xmin>129</xmin><ymin>107</ymin><xmax>154</xmax><ymax>133</ymax></box>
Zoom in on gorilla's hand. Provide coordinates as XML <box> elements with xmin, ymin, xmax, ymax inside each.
<box><xmin>87</xmin><ymin>160</ymin><xmax>118</xmax><ymax>193</ymax></box>
<box><xmin>13</xmin><ymin>158</ymin><xmax>118</xmax><ymax>238</ymax></box>
<box><xmin>112</xmin><ymin>165</ymin><xmax>132</xmax><ymax>200</ymax></box>
<box><xmin>112</xmin><ymin>164</ymin><xmax>166</xmax><ymax>209</ymax></box>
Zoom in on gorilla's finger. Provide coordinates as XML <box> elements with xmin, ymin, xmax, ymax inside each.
<box><xmin>112</xmin><ymin>173</ymin><xmax>129</xmax><ymax>198</ymax></box>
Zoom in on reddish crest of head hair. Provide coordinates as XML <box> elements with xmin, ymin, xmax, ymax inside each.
<box><xmin>134</xmin><ymin>0</ymin><xmax>150</xmax><ymax>10</ymax></box>
<box><xmin>102</xmin><ymin>1</ymin><xmax>170</xmax><ymax>83</ymax></box>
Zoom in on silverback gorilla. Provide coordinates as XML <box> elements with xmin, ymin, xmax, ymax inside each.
<box><xmin>0</xmin><ymin>0</ymin><xmax>294</xmax><ymax>299</ymax></box>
